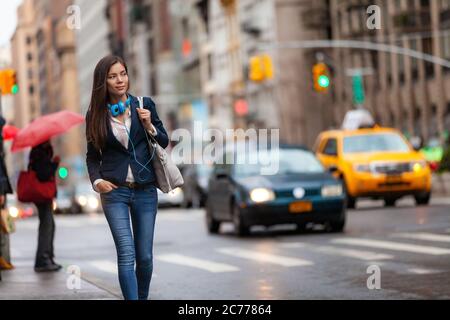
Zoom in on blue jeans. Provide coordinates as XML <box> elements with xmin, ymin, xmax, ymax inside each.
<box><xmin>100</xmin><ymin>185</ymin><xmax>158</xmax><ymax>300</ymax></box>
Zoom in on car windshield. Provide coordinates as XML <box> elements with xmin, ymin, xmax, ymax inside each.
<box><xmin>343</xmin><ymin>133</ymin><xmax>410</xmax><ymax>154</ymax></box>
<box><xmin>234</xmin><ymin>149</ymin><xmax>324</xmax><ymax>177</ymax></box>
<box><xmin>75</xmin><ymin>182</ymin><xmax>94</xmax><ymax>194</ymax></box>
<box><xmin>197</xmin><ymin>164</ymin><xmax>213</xmax><ymax>177</ymax></box>
<box><xmin>57</xmin><ymin>188</ymin><xmax>71</xmax><ymax>198</ymax></box>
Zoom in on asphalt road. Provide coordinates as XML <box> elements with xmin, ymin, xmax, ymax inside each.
<box><xmin>8</xmin><ymin>196</ymin><xmax>450</xmax><ymax>300</ymax></box>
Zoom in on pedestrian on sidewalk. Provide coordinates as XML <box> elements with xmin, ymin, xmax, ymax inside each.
<box><xmin>28</xmin><ymin>140</ymin><xmax>62</xmax><ymax>272</ymax></box>
<box><xmin>85</xmin><ymin>55</ymin><xmax>169</xmax><ymax>300</ymax></box>
<box><xmin>0</xmin><ymin>115</ymin><xmax>14</xmax><ymax>272</ymax></box>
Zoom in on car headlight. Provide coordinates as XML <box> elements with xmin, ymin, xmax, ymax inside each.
<box><xmin>249</xmin><ymin>188</ymin><xmax>275</xmax><ymax>203</ymax></box>
<box><xmin>77</xmin><ymin>196</ymin><xmax>87</xmax><ymax>206</ymax></box>
<box><xmin>321</xmin><ymin>185</ymin><xmax>343</xmax><ymax>197</ymax></box>
<box><xmin>353</xmin><ymin>163</ymin><xmax>371</xmax><ymax>172</ymax></box>
<box><xmin>9</xmin><ymin>206</ymin><xmax>19</xmax><ymax>218</ymax></box>
<box><xmin>410</xmin><ymin>160</ymin><xmax>427</xmax><ymax>173</ymax></box>
<box><xmin>87</xmin><ymin>197</ymin><xmax>99</xmax><ymax>209</ymax></box>
<box><xmin>169</xmin><ymin>188</ymin><xmax>183</xmax><ymax>197</ymax></box>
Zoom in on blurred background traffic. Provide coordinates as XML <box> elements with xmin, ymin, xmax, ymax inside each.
<box><xmin>1</xmin><ymin>0</ymin><xmax>450</xmax><ymax>221</ymax></box>
<box><xmin>1</xmin><ymin>0</ymin><xmax>450</xmax><ymax>299</ymax></box>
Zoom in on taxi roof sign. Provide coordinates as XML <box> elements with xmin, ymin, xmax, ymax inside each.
<box><xmin>342</xmin><ymin>109</ymin><xmax>375</xmax><ymax>130</ymax></box>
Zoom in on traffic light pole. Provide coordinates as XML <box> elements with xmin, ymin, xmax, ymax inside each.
<box><xmin>0</xmin><ymin>88</ymin><xmax>3</xmax><ymax>116</ymax></box>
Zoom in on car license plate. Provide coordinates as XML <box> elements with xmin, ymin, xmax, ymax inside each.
<box><xmin>289</xmin><ymin>201</ymin><xmax>312</xmax><ymax>213</ymax></box>
<box><xmin>385</xmin><ymin>174</ymin><xmax>403</xmax><ymax>183</ymax></box>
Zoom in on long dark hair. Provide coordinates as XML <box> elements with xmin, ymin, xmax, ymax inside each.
<box><xmin>86</xmin><ymin>55</ymin><xmax>129</xmax><ymax>150</ymax></box>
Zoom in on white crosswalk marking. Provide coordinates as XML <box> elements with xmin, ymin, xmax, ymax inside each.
<box><xmin>89</xmin><ymin>260</ymin><xmax>159</xmax><ymax>277</ymax></box>
<box><xmin>278</xmin><ymin>242</ymin><xmax>306</xmax><ymax>248</ymax></box>
<box><xmin>216</xmin><ymin>248</ymin><xmax>314</xmax><ymax>267</ymax></box>
<box><xmin>407</xmin><ymin>268</ymin><xmax>442</xmax><ymax>275</ymax></box>
<box><xmin>312</xmin><ymin>246</ymin><xmax>394</xmax><ymax>261</ymax></box>
<box><xmin>11</xmin><ymin>248</ymin><xmax>23</xmax><ymax>258</ymax></box>
<box><xmin>279</xmin><ymin>242</ymin><xmax>393</xmax><ymax>261</ymax></box>
<box><xmin>90</xmin><ymin>260</ymin><xmax>118</xmax><ymax>274</ymax></box>
<box><xmin>331</xmin><ymin>238</ymin><xmax>450</xmax><ymax>255</ymax></box>
<box><xmin>392</xmin><ymin>233</ymin><xmax>450</xmax><ymax>243</ymax></box>
<box><xmin>156</xmin><ymin>254</ymin><xmax>239</xmax><ymax>273</ymax></box>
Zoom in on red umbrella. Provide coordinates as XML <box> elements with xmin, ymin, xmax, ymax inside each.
<box><xmin>11</xmin><ymin>111</ymin><xmax>85</xmax><ymax>152</ymax></box>
<box><xmin>2</xmin><ymin>124</ymin><xmax>20</xmax><ymax>140</ymax></box>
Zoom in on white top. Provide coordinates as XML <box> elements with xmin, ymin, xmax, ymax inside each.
<box><xmin>93</xmin><ymin>108</ymin><xmax>157</xmax><ymax>192</ymax></box>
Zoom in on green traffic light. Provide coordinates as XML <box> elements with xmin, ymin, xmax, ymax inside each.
<box><xmin>58</xmin><ymin>167</ymin><xmax>68</xmax><ymax>179</ymax></box>
<box><xmin>318</xmin><ymin>75</ymin><xmax>330</xmax><ymax>88</ymax></box>
<box><xmin>11</xmin><ymin>85</ymin><xmax>19</xmax><ymax>95</ymax></box>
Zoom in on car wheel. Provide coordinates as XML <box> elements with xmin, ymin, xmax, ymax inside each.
<box><xmin>342</xmin><ymin>178</ymin><xmax>356</xmax><ymax>209</ymax></box>
<box><xmin>296</xmin><ymin>223</ymin><xmax>307</xmax><ymax>233</ymax></box>
<box><xmin>232</xmin><ymin>203</ymin><xmax>250</xmax><ymax>237</ymax></box>
<box><xmin>181</xmin><ymin>194</ymin><xmax>191</xmax><ymax>209</ymax></box>
<box><xmin>191</xmin><ymin>190</ymin><xmax>201</xmax><ymax>209</ymax></box>
<box><xmin>205</xmin><ymin>204</ymin><xmax>220</xmax><ymax>234</ymax></box>
<box><xmin>384</xmin><ymin>198</ymin><xmax>397</xmax><ymax>207</ymax></box>
<box><xmin>414</xmin><ymin>192</ymin><xmax>431</xmax><ymax>206</ymax></box>
<box><xmin>328</xmin><ymin>217</ymin><xmax>346</xmax><ymax>233</ymax></box>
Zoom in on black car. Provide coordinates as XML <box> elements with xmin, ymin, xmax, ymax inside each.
<box><xmin>206</xmin><ymin>146</ymin><xmax>346</xmax><ymax>236</ymax></box>
<box><xmin>181</xmin><ymin>164</ymin><xmax>213</xmax><ymax>208</ymax></box>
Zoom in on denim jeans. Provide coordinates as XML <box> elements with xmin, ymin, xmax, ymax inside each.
<box><xmin>100</xmin><ymin>185</ymin><xmax>158</xmax><ymax>300</ymax></box>
<box><xmin>34</xmin><ymin>202</ymin><xmax>55</xmax><ymax>267</ymax></box>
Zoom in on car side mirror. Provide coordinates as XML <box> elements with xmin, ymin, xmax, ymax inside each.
<box><xmin>328</xmin><ymin>165</ymin><xmax>339</xmax><ymax>174</ymax></box>
<box><xmin>215</xmin><ymin>169</ymin><xmax>229</xmax><ymax>179</ymax></box>
<box><xmin>410</xmin><ymin>136</ymin><xmax>422</xmax><ymax>151</ymax></box>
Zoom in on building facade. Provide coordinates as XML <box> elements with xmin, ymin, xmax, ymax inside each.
<box><xmin>11</xmin><ymin>0</ymin><xmax>82</xmax><ymax>183</ymax></box>
<box><xmin>331</xmin><ymin>0</ymin><xmax>450</xmax><ymax>144</ymax></box>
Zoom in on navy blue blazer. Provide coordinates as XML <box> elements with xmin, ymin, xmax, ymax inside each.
<box><xmin>86</xmin><ymin>94</ymin><xmax>169</xmax><ymax>186</ymax></box>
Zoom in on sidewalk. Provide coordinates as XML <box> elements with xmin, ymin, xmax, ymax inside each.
<box><xmin>0</xmin><ymin>261</ymin><xmax>118</xmax><ymax>300</ymax></box>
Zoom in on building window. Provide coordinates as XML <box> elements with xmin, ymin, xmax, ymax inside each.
<box><xmin>414</xmin><ymin>107</ymin><xmax>422</xmax><ymax>137</ymax></box>
<box><xmin>26</xmin><ymin>36</ymin><xmax>32</xmax><ymax>44</ymax></box>
<box><xmin>411</xmin><ymin>39</ymin><xmax>419</xmax><ymax>81</ymax></box>
<box><xmin>445</xmin><ymin>102</ymin><xmax>450</xmax><ymax>131</ymax></box>
<box><xmin>430</xmin><ymin>105</ymin><xmax>438</xmax><ymax>137</ymax></box>
<box><xmin>423</xmin><ymin>38</ymin><xmax>435</xmax><ymax>79</ymax></box>
<box><xmin>29</xmin><ymin>85</ymin><xmax>34</xmax><ymax>95</ymax></box>
<box><xmin>27</xmin><ymin>53</ymin><xmax>33</xmax><ymax>61</ymax></box>
<box><xmin>386</xmin><ymin>53</ymin><xmax>392</xmax><ymax>86</ymax></box>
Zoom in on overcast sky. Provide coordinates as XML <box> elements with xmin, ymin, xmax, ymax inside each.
<box><xmin>0</xmin><ymin>0</ymin><xmax>23</xmax><ymax>47</ymax></box>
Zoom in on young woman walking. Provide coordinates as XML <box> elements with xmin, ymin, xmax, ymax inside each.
<box><xmin>85</xmin><ymin>55</ymin><xmax>169</xmax><ymax>300</ymax></box>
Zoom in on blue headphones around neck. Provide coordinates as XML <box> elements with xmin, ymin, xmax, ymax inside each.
<box><xmin>107</xmin><ymin>96</ymin><xmax>132</xmax><ymax>117</ymax></box>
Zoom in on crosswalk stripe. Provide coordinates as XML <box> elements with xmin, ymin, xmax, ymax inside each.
<box><xmin>156</xmin><ymin>254</ymin><xmax>239</xmax><ymax>273</ymax></box>
<box><xmin>11</xmin><ymin>249</ymin><xmax>23</xmax><ymax>258</ymax></box>
<box><xmin>89</xmin><ymin>260</ymin><xmax>158</xmax><ymax>277</ymax></box>
<box><xmin>216</xmin><ymin>248</ymin><xmax>314</xmax><ymax>267</ymax></box>
<box><xmin>392</xmin><ymin>233</ymin><xmax>450</xmax><ymax>243</ymax></box>
<box><xmin>278</xmin><ymin>242</ymin><xmax>306</xmax><ymax>248</ymax></box>
<box><xmin>312</xmin><ymin>246</ymin><xmax>394</xmax><ymax>261</ymax></box>
<box><xmin>90</xmin><ymin>260</ymin><xmax>118</xmax><ymax>274</ymax></box>
<box><xmin>279</xmin><ymin>242</ymin><xmax>393</xmax><ymax>261</ymax></box>
<box><xmin>407</xmin><ymin>268</ymin><xmax>442</xmax><ymax>275</ymax></box>
<box><xmin>331</xmin><ymin>238</ymin><xmax>450</xmax><ymax>255</ymax></box>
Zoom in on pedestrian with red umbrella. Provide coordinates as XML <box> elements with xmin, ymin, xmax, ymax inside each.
<box><xmin>12</xmin><ymin>110</ymin><xmax>84</xmax><ymax>272</ymax></box>
<box><xmin>0</xmin><ymin>115</ymin><xmax>14</xmax><ymax>273</ymax></box>
<box><xmin>28</xmin><ymin>140</ymin><xmax>62</xmax><ymax>272</ymax></box>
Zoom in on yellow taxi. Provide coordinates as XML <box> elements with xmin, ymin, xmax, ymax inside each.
<box><xmin>314</xmin><ymin>127</ymin><xmax>432</xmax><ymax>208</ymax></box>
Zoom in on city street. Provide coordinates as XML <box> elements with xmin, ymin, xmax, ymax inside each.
<box><xmin>5</xmin><ymin>197</ymin><xmax>450</xmax><ymax>300</ymax></box>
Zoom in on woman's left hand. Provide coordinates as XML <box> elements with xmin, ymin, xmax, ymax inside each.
<box><xmin>137</xmin><ymin>108</ymin><xmax>154</xmax><ymax>132</ymax></box>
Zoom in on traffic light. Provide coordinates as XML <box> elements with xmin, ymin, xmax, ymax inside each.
<box><xmin>0</xmin><ymin>69</ymin><xmax>19</xmax><ymax>95</ymax></box>
<box><xmin>249</xmin><ymin>54</ymin><xmax>274</xmax><ymax>82</ymax></box>
<box><xmin>352</xmin><ymin>74</ymin><xmax>365</xmax><ymax>105</ymax></box>
<box><xmin>58</xmin><ymin>167</ymin><xmax>69</xmax><ymax>180</ymax></box>
<box><xmin>249</xmin><ymin>56</ymin><xmax>264</xmax><ymax>82</ymax></box>
<box><xmin>312</xmin><ymin>62</ymin><xmax>330</xmax><ymax>92</ymax></box>
<box><xmin>11</xmin><ymin>71</ymin><xmax>18</xmax><ymax>95</ymax></box>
